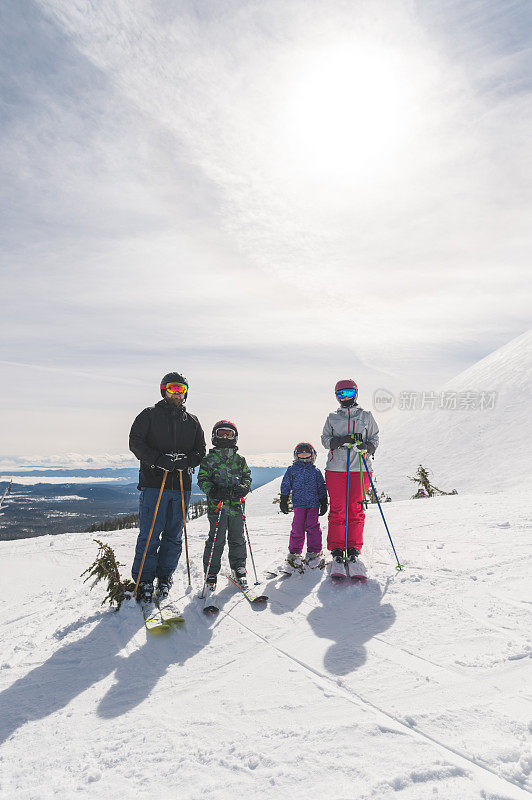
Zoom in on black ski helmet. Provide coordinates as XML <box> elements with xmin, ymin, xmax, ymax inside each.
<box><xmin>293</xmin><ymin>442</ymin><xmax>317</xmax><ymax>464</ymax></box>
<box><xmin>212</xmin><ymin>420</ymin><xmax>238</xmax><ymax>448</ymax></box>
<box><xmin>160</xmin><ymin>372</ymin><xmax>188</xmax><ymax>400</ymax></box>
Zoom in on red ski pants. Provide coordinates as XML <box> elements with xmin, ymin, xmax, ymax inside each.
<box><xmin>325</xmin><ymin>469</ymin><xmax>371</xmax><ymax>551</ymax></box>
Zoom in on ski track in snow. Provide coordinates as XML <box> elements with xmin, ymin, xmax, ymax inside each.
<box><xmin>0</xmin><ymin>487</ymin><xmax>531</xmax><ymax>799</ymax></box>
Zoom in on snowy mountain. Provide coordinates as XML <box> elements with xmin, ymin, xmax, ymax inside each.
<box><xmin>376</xmin><ymin>330</ymin><xmax>532</xmax><ymax>498</ymax></box>
<box><xmin>0</xmin><ymin>476</ymin><xmax>530</xmax><ymax>799</ymax></box>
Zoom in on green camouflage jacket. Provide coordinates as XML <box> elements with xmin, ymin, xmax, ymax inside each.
<box><xmin>197</xmin><ymin>447</ymin><xmax>252</xmax><ymax>516</ymax></box>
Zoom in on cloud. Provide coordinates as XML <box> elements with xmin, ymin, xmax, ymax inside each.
<box><xmin>1</xmin><ymin>0</ymin><xmax>530</xmax><ymax>453</ymax></box>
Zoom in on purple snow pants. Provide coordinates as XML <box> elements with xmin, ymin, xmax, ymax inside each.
<box><xmin>288</xmin><ymin>506</ymin><xmax>323</xmax><ymax>553</ymax></box>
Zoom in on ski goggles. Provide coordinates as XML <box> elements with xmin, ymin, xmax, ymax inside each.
<box><xmin>336</xmin><ymin>388</ymin><xmax>358</xmax><ymax>399</ymax></box>
<box><xmin>215</xmin><ymin>428</ymin><xmax>236</xmax><ymax>439</ymax></box>
<box><xmin>162</xmin><ymin>382</ymin><xmax>188</xmax><ymax>394</ymax></box>
<box><xmin>296</xmin><ymin>451</ymin><xmax>313</xmax><ymax>460</ymax></box>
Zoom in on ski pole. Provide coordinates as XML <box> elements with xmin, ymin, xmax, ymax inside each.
<box><xmin>358</xmin><ymin>452</ymin><xmax>367</xmax><ymax>511</ymax></box>
<box><xmin>359</xmin><ymin>452</ymin><xmax>404</xmax><ymax>571</ymax></box>
<box><xmin>240</xmin><ymin>497</ymin><xmax>259</xmax><ymax>585</ymax></box>
<box><xmin>344</xmin><ymin>445</ymin><xmax>352</xmax><ymax>556</ymax></box>
<box><xmin>179</xmin><ymin>469</ymin><xmax>191</xmax><ymax>586</ymax></box>
<box><xmin>201</xmin><ymin>500</ymin><xmax>224</xmax><ymax>598</ymax></box>
<box><xmin>133</xmin><ymin>470</ymin><xmax>168</xmax><ymax>597</ymax></box>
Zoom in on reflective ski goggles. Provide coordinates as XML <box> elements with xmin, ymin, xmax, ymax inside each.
<box><xmin>296</xmin><ymin>451</ymin><xmax>313</xmax><ymax>460</ymax></box>
<box><xmin>215</xmin><ymin>428</ymin><xmax>236</xmax><ymax>439</ymax></box>
<box><xmin>336</xmin><ymin>388</ymin><xmax>357</xmax><ymax>399</ymax></box>
<box><xmin>162</xmin><ymin>382</ymin><xmax>188</xmax><ymax>394</ymax></box>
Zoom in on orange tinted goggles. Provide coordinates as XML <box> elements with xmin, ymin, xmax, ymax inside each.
<box><xmin>162</xmin><ymin>382</ymin><xmax>187</xmax><ymax>394</ymax></box>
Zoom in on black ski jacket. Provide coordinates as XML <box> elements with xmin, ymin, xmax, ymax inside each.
<box><xmin>129</xmin><ymin>399</ymin><xmax>206</xmax><ymax>491</ymax></box>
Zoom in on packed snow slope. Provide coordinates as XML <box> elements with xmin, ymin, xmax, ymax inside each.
<box><xmin>376</xmin><ymin>329</ymin><xmax>532</xmax><ymax>498</ymax></box>
<box><xmin>0</xmin><ymin>479</ymin><xmax>531</xmax><ymax>800</ymax></box>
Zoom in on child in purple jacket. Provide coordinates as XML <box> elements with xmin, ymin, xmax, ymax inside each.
<box><xmin>279</xmin><ymin>442</ymin><xmax>328</xmax><ymax>570</ymax></box>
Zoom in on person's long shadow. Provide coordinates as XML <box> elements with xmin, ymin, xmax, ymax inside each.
<box><xmin>0</xmin><ymin>608</ymin><xmax>141</xmax><ymax>745</ymax></box>
<box><xmin>0</xmin><ymin>592</ymin><xmax>220</xmax><ymax>742</ymax></box>
<box><xmin>96</xmin><ymin>589</ymin><xmax>224</xmax><ymax>718</ymax></box>
<box><xmin>307</xmin><ymin>577</ymin><xmax>396</xmax><ymax>676</ymax></box>
<box><xmin>264</xmin><ymin>569</ymin><xmax>323</xmax><ymax>615</ymax></box>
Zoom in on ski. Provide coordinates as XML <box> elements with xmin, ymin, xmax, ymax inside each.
<box><xmin>140</xmin><ymin>601</ymin><xmax>171</xmax><ymax>631</ymax></box>
<box><xmin>223</xmin><ymin>573</ymin><xmax>268</xmax><ymax>605</ymax></box>
<box><xmin>264</xmin><ymin>566</ymin><xmax>295</xmax><ymax>580</ymax></box>
<box><xmin>154</xmin><ymin>594</ymin><xmax>185</xmax><ymax>624</ymax></box>
<box><xmin>330</xmin><ymin>558</ymin><xmax>348</xmax><ymax>581</ymax></box>
<box><xmin>346</xmin><ymin>558</ymin><xmax>368</xmax><ymax>582</ymax></box>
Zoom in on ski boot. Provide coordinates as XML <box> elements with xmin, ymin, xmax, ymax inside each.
<box><xmin>305</xmin><ymin>551</ymin><xmax>325</xmax><ymax>569</ymax></box>
<box><xmin>330</xmin><ymin>549</ymin><xmax>347</xmax><ymax>580</ymax></box>
<box><xmin>206</xmin><ymin>573</ymin><xmax>217</xmax><ymax>589</ymax></box>
<box><xmin>285</xmin><ymin>552</ymin><xmax>304</xmax><ymax>573</ymax></box>
<box><xmin>156</xmin><ymin>575</ymin><xmax>173</xmax><ymax>601</ymax></box>
<box><xmin>346</xmin><ymin>548</ymin><xmax>367</xmax><ymax>581</ymax></box>
<box><xmin>232</xmin><ymin>567</ymin><xmax>248</xmax><ymax>590</ymax></box>
<box><xmin>136</xmin><ymin>581</ymin><xmax>154</xmax><ymax>604</ymax></box>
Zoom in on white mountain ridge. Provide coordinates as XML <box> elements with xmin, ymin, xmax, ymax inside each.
<box><xmin>375</xmin><ymin>329</ymin><xmax>532</xmax><ymax>498</ymax></box>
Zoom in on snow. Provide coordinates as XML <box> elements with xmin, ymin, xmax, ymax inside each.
<box><xmin>1</xmin><ymin>481</ymin><xmax>530</xmax><ymax>799</ymax></box>
<box><xmin>376</xmin><ymin>330</ymin><xmax>532</xmax><ymax>498</ymax></box>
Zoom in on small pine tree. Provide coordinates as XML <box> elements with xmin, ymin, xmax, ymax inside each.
<box><xmin>81</xmin><ymin>539</ymin><xmax>135</xmax><ymax>610</ymax></box>
<box><xmin>273</xmin><ymin>491</ymin><xmax>293</xmax><ymax>511</ymax></box>
<box><xmin>408</xmin><ymin>464</ymin><xmax>452</xmax><ymax>498</ymax></box>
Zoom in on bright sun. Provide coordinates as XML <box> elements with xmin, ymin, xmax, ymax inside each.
<box><xmin>284</xmin><ymin>43</ymin><xmax>414</xmax><ymax>181</ymax></box>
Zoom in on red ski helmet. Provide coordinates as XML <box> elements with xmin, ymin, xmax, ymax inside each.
<box><xmin>212</xmin><ymin>419</ymin><xmax>238</xmax><ymax>447</ymax></box>
<box><xmin>335</xmin><ymin>378</ymin><xmax>358</xmax><ymax>406</ymax></box>
<box><xmin>293</xmin><ymin>442</ymin><xmax>317</xmax><ymax>464</ymax></box>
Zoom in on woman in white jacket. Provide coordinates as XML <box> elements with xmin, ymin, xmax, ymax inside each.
<box><xmin>321</xmin><ymin>379</ymin><xmax>379</xmax><ymax>560</ymax></box>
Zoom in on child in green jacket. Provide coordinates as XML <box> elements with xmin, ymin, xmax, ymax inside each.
<box><xmin>198</xmin><ymin>420</ymin><xmax>252</xmax><ymax>588</ymax></box>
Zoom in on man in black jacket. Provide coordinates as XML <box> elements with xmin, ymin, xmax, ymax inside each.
<box><xmin>129</xmin><ymin>372</ymin><xmax>206</xmax><ymax>603</ymax></box>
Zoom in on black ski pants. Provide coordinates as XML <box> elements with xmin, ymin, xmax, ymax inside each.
<box><xmin>202</xmin><ymin>509</ymin><xmax>246</xmax><ymax>576</ymax></box>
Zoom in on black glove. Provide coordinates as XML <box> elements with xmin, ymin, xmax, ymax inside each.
<box><xmin>156</xmin><ymin>453</ymin><xmax>177</xmax><ymax>472</ymax></box>
<box><xmin>210</xmin><ymin>486</ymin><xmax>230</xmax><ymax>501</ymax></box>
<box><xmin>231</xmin><ymin>483</ymin><xmax>250</xmax><ymax>499</ymax></box>
<box><xmin>319</xmin><ymin>497</ymin><xmax>328</xmax><ymax>516</ymax></box>
<box><xmin>172</xmin><ymin>453</ymin><xmax>189</xmax><ymax>471</ymax></box>
<box><xmin>356</xmin><ymin>441</ymin><xmax>375</xmax><ymax>456</ymax></box>
<box><xmin>279</xmin><ymin>495</ymin><xmax>290</xmax><ymax>514</ymax></box>
<box><xmin>330</xmin><ymin>434</ymin><xmax>353</xmax><ymax>449</ymax></box>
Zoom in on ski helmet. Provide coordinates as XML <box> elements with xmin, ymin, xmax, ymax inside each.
<box><xmin>293</xmin><ymin>442</ymin><xmax>317</xmax><ymax>464</ymax></box>
<box><xmin>160</xmin><ymin>372</ymin><xmax>188</xmax><ymax>400</ymax></box>
<box><xmin>335</xmin><ymin>378</ymin><xmax>358</xmax><ymax>407</ymax></box>
<box><xmin>212</xmin><ymin>420</ymin><xmax>238</xmax><ymax>448</ymax></box>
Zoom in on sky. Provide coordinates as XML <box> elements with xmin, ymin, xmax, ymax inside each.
<box><xmin>0</xmin><ymin>0</ymin><xmax>531</xmax><ymax>457</ymax></box>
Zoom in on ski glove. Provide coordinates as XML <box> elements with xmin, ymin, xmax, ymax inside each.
<box><xmin>231</xmin><ymin>483</ymin><xmax>250</xmax><ymax>499</ymax></box>
<box><xmin>319</xmin><ymin>497</ymin><xmax>328</xmax><ymax>516</ymax></box>
<box><xmin>329</xmin><ymin>434</ymin><xmax>353</xmax><ymax>450</ymax></box>
<box><xmin>156</xmin><ymin>453</ymin><xmax>178</xmax><ymax>472</ymax></box>
<box><xmin>356</xmin><ymin>441</ymin><xmax>375</xmax><ymax>456</ymax></box>
<box><xmin>210</xmin><ymin>486</ymin><xmax>231</xmax><ymax>501</ymax></box>
<box><xmin>172</xmin><ymin>453</ymin><xmax>189</xmax><ymax>471</ymax></box>
<box><xmin>279</xmin><ymin>495</ymin><xmax>290</xmax><ymax>514</ymax></box>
